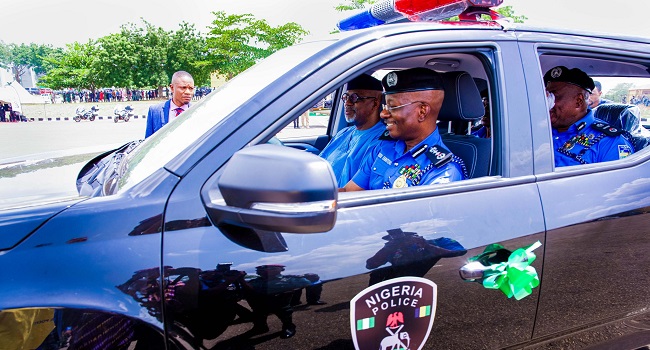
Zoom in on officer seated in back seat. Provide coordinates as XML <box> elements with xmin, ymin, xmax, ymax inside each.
<box><xmin>544</xmin><ymin>66</ymin><xmax>634</xmax><ymax>167</ymax></box>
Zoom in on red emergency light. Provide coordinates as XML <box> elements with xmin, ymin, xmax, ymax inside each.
<box><xmin>337</xmin><ymin>0</ymin><xmax>503</xmax><ymax>31</ymax></box>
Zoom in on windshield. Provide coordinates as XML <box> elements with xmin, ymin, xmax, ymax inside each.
<box><xmin>116</xmin><ymin>40</ymin><xmax>335</xmax><ymax>193</ymax></box>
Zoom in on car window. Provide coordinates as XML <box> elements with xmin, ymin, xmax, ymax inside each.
<box><xmin>117</xmin><ymin>40</ymin><xmax>335</xmax><ymax>193</ymax></box>
<box><xmin>276</xmin><ymin>93</ymin><xmax>335</xmax><ymax>141</ymax></box>
<box><xmin>538</xmin><ymin>51</ymin><xmax>650</xmax><ymax>169</ymax></box>
<box><xmin>267</xmin><ymin>49</ymin><xmax>500</xmax><ymax>189</ymax></box>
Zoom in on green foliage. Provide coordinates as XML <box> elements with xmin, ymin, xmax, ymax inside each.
<box><xmin>120</xmin><ymin>21</ymin><xmax>170</xmax><ymax>89</ymax></box>
<box><xmin>3</xmin><ymin>10</ymin><xmax>308</xmax><ymax>89</ymax></box>
<box><xmin>605</xmin><ymin>82</ymin><xmax>634</xmax><ymax>103</ymax></box>
<box><xmin>94</xmin><ymin>33</ymin><xmax>138</xmax><ymax>88</ymax></box>
<box><xmin>206</xmin><ymin>11</ymin><xmax>308</xmax><ymax>79</ymax></box>
<box><xmin>39</xmin><ymin>41</ymin><xmax>100</xmax><ymax>90</ymax></box>
<box><xmin>0</xmin><ymin>42</ymin><xmax>60</xmax><ymax>83</ymax></box>
<box><xmin>0</xmin><ymin>42</ymin><xmax>10</xmax><ymax>69</ymax></box>
<box><xmin>493</xmin><ymin>5</ymin><xmax>527</xmax><ymax>23</ymax></box>
<box><xmin>335</xmin><ymin>0</ymin><xmax>378</xmax><ymax>11</ymax></box>
<box><xmin>168</xmin><ymin>22</ymin><xmax>211</xmax><ymax>86</ymax></box>
<box><xmin>39</xmin><ymin>19</ymin><xmax>213</xmax><ymax>91</ymax></box>
<box><xmin>32</xmin><ymin>12</ymin><xmax>307</xmax><ymax>89</ymax></box>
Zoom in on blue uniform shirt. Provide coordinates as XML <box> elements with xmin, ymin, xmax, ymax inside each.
<box><xmin>471</xmin><ymin>125</ymin><xmax>488</xmax><ymax>138</ymax></box>
<box><xmin>553</xmin><ymin>109</ymin><xmax>633</xmax><ymax>167</ymax></box>
<box><xmin>352</xmin><ymin>128</ymin><xmax>467</xmax><ymax>190</ymax></box>
<box><xmin>319</xmin><ymin>122</ymin><xmax>386</xmax><ymax>187</ymax></box>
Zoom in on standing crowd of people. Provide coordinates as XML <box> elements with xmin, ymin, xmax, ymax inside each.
<box><xmin>0</xmin><ymin>79</ymin><xmax>212</xmax><ymax>123</ymax></box>
<box><xmin>57</xmin><ymin>87</ymin><xmax>212</xmax><ymax>104</ymax></box>
<box><xmin>628</xmin><ymin>94</ymin><xmax>650</xmax><ymax>106</ymax></box>
<box><xmin>0</xmin><ymin>103</ymin><xmax>19</xmax><ymax>122</ymax></box>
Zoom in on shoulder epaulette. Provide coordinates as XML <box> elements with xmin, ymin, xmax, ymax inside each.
<box><xmin>425</xmin><ymin>144</ymin><xmax>452</xmax><ymax>167</ymax></box>
<box><xmin>591</xmin><ymin>122</ymin><xmax>622</xmax><ymax>136</ymax></box>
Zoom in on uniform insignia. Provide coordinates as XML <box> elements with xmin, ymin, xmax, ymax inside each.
<box><xmin>576</xmin><ymin>122</ymin><xmax>586</xmax><ymax>131</ymax></box>
<box><xmin>378</xmin><ymin>152</ymin><xmax>392</xmax><ymax>165</ymax></box>
<box><xmin>591</xmin><ymin>122</ymin><xmax>622</xmax><ymax>136</ymax></box>
<box><xmin>550</xmin><ymin>67</ymin><xmax>562</xmax><ymax>78</ymax></box>
<box><xmin>393</xmin><ymin>175</ymin><xmax>408</xmax><ymax>188</ymax></box>
<box><xmin>379</xmin><ymin>130</ymin><xmax>395</xmax><ymax>141</ymax></box>
<box><xmin>425</xmin><ymin>144</ymin><xmax>452</xmax><ymax>167</ymax></box>
<box><xmin>562</xmin><ymin>141</ymin><xmax>574</xmax><ymax>151</ymax></box>
<box><xmin>618</xmin><ymin>144</ymin><xmax>632</xmax><ymax>159</ymax></box>
<box><xmin>411</xmin><ymin>144</ymin><xmax>428</xmax><ymax>158</ymax></box>
<box><xmin>350</xmin><ymin>277</ymin><xmax>437</xmax><ymax>350</ymax></box>
<box><xmin>386</xmin><ymin>72</ymin><xmax>398</xmax><ymax>87</ymax></box>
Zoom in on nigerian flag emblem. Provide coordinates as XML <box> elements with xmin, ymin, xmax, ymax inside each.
<box><xmin>357</xmin><ymin>317</ymin><xmax>375</xmax><ymax>330</ymax></box>
<box><xmin>350</xmin><ymin>277</ymin><xmax>437</xmax><ymax>350</ymax></box>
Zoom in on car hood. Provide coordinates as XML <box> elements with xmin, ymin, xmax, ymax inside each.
<box><xmin>0</xmin><ymin>151</ymin><xmax>103</xmax><ymax>250</ymax></box>
<box><xmin>0</xmin><ymin>150</ymin><xmax>103</xmax><ymax>211</ymax></box>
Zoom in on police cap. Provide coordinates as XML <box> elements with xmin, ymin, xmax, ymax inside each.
<box><xmin>382</xmin><ymin>67</ymin><xmax>443</xmax><ymax>95</ymax></box>
<box><xmin>347</xmin><ymin>73</ymin><xmax>382</xmax><ymax>91</ymax></box>
<box><xmin>544</xmin><ymin>66</ymin><xmax>595</xmax><ymax>93</ymax></box>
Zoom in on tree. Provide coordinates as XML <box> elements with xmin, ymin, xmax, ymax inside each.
<box><xmin>491</xmin><ymin>5</ymin><xmax>527</xmax><ymax>23</ymax></box>
<box><xmin>335</xmin><ymin>0</ymin><xmax>378</xmax><ymax>11</ymax></box>
<box><xmin>39</xmin><ymin>41</ymin><xmax>100</xmax><ymax>90</ymax></box>
<box><xmin>94</xmin><ymin>32</ymin><xmax>138</xmax><ymax>89</ymax></box>
<box><xmin>120</xmin><ymin>20</ymin><xmax>170</xmax><ymax>90</ymax></box>
<box><xmin>0</xmin><ymin>43</ymin><xmax>60</xmax><ymax>83</ymax></box>
<box><xmin>206</xmin><ymin>11</ymin><xmax>308</xmax><ymax>80</ymax></box>
<box><xmin>605</xmin><ymin>83</ymin><xmax>633</xmax><ymax>103</ymax></box>
<box><xmin>167</xmin><ymin>22</ymin><xmax>211</xmax><ymax>86</ymax></box>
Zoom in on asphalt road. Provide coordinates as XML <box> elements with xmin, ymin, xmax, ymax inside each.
<box><xmin>0</xmin><ymin>102</ymin><xmax>330</xmax><ymax>162</ymax></box>
<box><xmin>0</xmin><ymin>117</ymin><xmax>148</xmax><ymax>162</ymax></box>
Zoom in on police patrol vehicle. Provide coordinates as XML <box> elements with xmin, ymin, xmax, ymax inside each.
<box><xmin>1</xmin><ymin>0</ymin><xmax>649</xmax><ymax>349</ymax></box>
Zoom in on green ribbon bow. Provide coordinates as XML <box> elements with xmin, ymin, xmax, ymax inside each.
<box><xmin>471</xmin><ymin>241</ymin><xmax>542</xmax><ymax>300</ymax></box>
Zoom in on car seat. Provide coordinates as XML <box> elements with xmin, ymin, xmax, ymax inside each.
<box><xmin>438</xmin><ymin>71</ymin><xmax>492</xmax><ymax>178</ymax></box>
<box><xmin>593</xmin><ymin>103</ymin><xmax>650</xmax><ymax>152</ymax></box>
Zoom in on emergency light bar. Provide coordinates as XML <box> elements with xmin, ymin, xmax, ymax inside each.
<box><xmin>337</xmin><ymin>0</ymin><xmax>503</xmax><ymax>31</ymax></box>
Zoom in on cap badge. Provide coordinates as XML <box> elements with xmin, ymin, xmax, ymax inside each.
<box><xmin>386</xmin><ymin>72</ymin><xmax>398</xmax><ymax>87</ymax></box>
<box><xmin>550</xmin><ymin>67</ymin><xmax>562</xmax><ymax>79</ymax></box>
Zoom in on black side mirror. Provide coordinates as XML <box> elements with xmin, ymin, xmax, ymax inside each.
<box><xmin>205</xmin><ymin>144</ymin><xmax>338</xmax><ymax>234</ymax></box>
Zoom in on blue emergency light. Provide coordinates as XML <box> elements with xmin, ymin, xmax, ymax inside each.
<box><xmin>337</xmin><ymin>0</ymin><xmax>503</xmax><ymax>31</ymax></box>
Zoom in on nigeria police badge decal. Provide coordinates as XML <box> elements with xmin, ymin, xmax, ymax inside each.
<box><xmin>350</xmin><ymin>277</ymin><xmax>437</xmax><ymax>350</ymax></box>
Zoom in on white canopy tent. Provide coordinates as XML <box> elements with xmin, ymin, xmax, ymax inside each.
<box><xmin>2</xmin><ymin>82</ymin><xmax>46</xmax><ymax>105</ymax></box>
<box><xmin>0</xmin><ymin>87</ymin><xmax>21</xmax><ymax>112</ymax></box>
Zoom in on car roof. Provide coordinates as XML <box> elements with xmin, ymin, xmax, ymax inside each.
<box><xmin>336</xmin><ymin>20</ymin><xmax>650</xmax><ymax>78</ymax></box>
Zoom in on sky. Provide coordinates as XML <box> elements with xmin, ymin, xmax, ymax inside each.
<box><xmin>3</xmin><ymin>0</ymin><xmax>650</xmax><ymax>47</ymax></box>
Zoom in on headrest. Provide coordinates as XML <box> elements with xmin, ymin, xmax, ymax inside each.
<box><xmin>438</xmin><ymin>71</ymin><xmax>484</xmax><ymax>122</ymax></box>
<box><xmin>473</xmin><ymin>78</ymin><xmax>488</xmax><ymax>98</ymax></box>
<box><xmin>593</xmin><ymin>103</ymin><xmax>640</xmax><ymax>132</ymax></box>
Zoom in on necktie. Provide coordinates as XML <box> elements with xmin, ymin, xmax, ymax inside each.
<box><xmin>174</xmin><ymin>107</ymin><xmax>184</xmax><ymax>116</ymax></box>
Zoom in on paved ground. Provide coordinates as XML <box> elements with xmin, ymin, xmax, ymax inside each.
<box><xmin>0</xmin><ymin>116</ymin><xmax>148</xmax><ymax>162</ymax></box>
<box><xmin>0</xmin><ymin>101</ymin><xmax>331</xmax><ymax>162</ymax></box>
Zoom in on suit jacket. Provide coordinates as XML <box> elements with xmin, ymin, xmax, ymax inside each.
<box><xmin>145</xmin><ymin>100</ymin><xmax>171</xmax><ymax>138</ymax></box>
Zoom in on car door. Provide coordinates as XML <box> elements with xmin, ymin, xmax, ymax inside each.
<box><xmin>161</xmin><ymin>28</ymin><xmax>546</xmax><ymax>349</ymax></box>
<box><xmin>519</xmin><ymin>35</ymin><xmax>650</xmax><ymax>347</ymax></box>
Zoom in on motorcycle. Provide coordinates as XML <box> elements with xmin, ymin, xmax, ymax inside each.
<box><xmin>74</xmin><ymin>105</ymin><xmax>99</xmax><ymax>122</ymax></box>
<box><xmin>113</xmin><ymin>105</ymin><xmax>134</xmax><ymax>123</ymax></box>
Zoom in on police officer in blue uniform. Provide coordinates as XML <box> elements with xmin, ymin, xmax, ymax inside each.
<box><xmin>319</xmin><ymin>74</ymin><xmax>386</xmax><ymax>187</ymax></box>
<box><xmin>588</xmin><ymin>80</ymin><xmax>612</xmax><ymax>109</ymax></box>
<box><xmin>341</xmin><ymin>67</ymin><xmax>467</xmax><ymax>191</ymax></box>
<box><xmin>544</xmin><ymin>66</ymin><xmax>633</xmax><ymax>167</ymax></box>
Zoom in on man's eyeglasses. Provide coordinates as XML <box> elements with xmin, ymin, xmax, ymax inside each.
<box><xmin>382</xmin><ymin>101</ymin><xmax>426</xmax><ymax>112</ymax></box>
<box><xmin>341</xmin><ymin>93</ymin><xmax>376</xmax><ymax>104</ymax></box>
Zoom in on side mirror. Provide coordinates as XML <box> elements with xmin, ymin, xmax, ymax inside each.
<box><xmin>205</xmin><ymin>144</ymin><xmax>337</xmax><ymax>234</ymax></box>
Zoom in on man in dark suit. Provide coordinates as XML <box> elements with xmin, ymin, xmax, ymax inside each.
<box><xmin>145</xmin><ymin>71</ymin><xmax>195</xmax><ymax>138</ymax></box>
